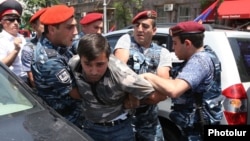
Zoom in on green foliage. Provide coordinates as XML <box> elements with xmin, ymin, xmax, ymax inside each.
<box><xmin>21</xmin><ymin>0</ymin><xmax>60</xmax><ymax>30</ymax></box>
<box><xmin>200</xmin><ymin>0</ymin><xmax>212</xmax><ymax>10</ymax></box>
<box><xmin>200</xmin><ymin>0</ymin><xmax>223</xmax><ymax>10</ymax></box>
<box><xmin>113</xmin><ymin>1</ymin><xmax>131</xmax><ymax>29</ymax></box>
<box><xmin>112</xmin><ymin>0</ymin><xmax>143</xmax><ymax>29</ymax></box>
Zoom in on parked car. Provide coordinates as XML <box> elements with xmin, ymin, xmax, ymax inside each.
<box><xmin>0</xmin><ymin>62</ymin><xmax>93</xmax><ymax>141</ymax></box>
<box><xmin>104</xmin><ymin>25</ymin><xmax>250</xmax><ymax>141</ymax></box>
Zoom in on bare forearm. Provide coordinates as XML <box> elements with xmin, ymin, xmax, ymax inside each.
<box><xmin>1</xmin><ymin>49</ymin><xmax>20</xmax><ymax>66</ymax></box>
<box><xmin>142</xmin><ymin>73</ymin><xmax>187</xmax><ymax>98</ymax></box>
<box><xmin>142</xmin><ymin>73</ymin><xmax>166</xmax><ymax>92</ymax></box>
<box><xmin>140</xmin><ymin>91</ymin><xmax>168</xmax><ymax>105</ymax></box>
<box><xmin>2</xmin><ymin>38</ymin><xmax>22</xmax><ymax>66</ymax></box>
<box><xmin>114</xmin><ymin>48</ymin><xmax>129</xmax><ymax>64</ymax></box>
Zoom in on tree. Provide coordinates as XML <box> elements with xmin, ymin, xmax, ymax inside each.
<box><xmin>112</xmin><ymin>0</ymin><xmax>143</xmax><ymax>29</ymax></box>
<box><xmin>21</xmin><ymin>0</ymin><xmax>59</xmax><ymax>30</ymax></box>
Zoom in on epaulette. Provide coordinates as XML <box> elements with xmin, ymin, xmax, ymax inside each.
<box><xmin>44</xmin><ymin>48</ymin><xmax>57</xmax><ymax>58</ymax></box>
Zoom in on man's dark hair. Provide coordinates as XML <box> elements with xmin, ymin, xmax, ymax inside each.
<box><xmin>77</xmin><ymin>33</ymin><xmax>111</xmax><ymax>61</ymax></box>
<box><xmin>43</xmin><ymin>24</ymin><xmax>60</xmax><ymax>34</ymax></box>
<box><xmin>151</xmin><ymin>18</ymin><xmax>156</xmax><ymax>28</ymax></box>
<box><xmin>179</xmin><ymin>33</ymin><xmax>204</xmax><ymax>48</ymax></box>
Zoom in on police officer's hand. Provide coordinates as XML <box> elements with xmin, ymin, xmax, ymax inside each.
<box><xmin>123</xmin><ymin>93</ymin><xmax>140</xmax><ymax>109</ymax></box>
<box><xmin>13</xmin><ymin>37</ymin><xmax>22</xmax><ymax>52</ymax></box>
<box><xmin>141</xmin><ymin>91</ymin><xmax>167</xmax><ymax>105</ymax></box>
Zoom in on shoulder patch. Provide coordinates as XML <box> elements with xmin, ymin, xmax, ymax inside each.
<box><xmin>45</xmin><ymin>48</ymin><xmax>57</xmax><ymax>58</ymax></box>
<box><xmin>56</xmin><ymin>69</ymin><xmax>71</xmax><ymax>83</ymax></box>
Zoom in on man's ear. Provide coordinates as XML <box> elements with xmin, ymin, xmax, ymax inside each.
<box><xmin>184</xmin><ymin>39</ymin><xmax>192</xmax><ymax>47</ymax></box>
<box><xmin>48</xmin><ymin>25</ymin><xmax>56</xmax><ymax>33</ymax></box>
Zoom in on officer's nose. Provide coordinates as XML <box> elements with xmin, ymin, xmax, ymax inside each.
<box><xmin>73</xmin><ymin>26</ymin><xmax>78</xmax><ymax>36</ymax></box>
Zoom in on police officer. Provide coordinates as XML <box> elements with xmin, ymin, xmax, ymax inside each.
<box><xmin>0</xmin><ymin>0</ymin><xmax>27</xmax><ymax>82</ymax></box>
<box><xmin>31</xmin><ymin>5</ymin><xmax>84</xmax><ymax>129</ymax></box>
<box><xmin>79</xmin><ymin>12</ymin><xmax>103</xmax><ymax>35</ymax></box>
<box><xmin>71</xmin><ymin>12</ymin><xmax>103</xmax><ymax>54</ymax></box>
<box><xmin>21</xmin><ymin>8</ymin><xmax>47</xmax><ymax>88</ymax></box>
<box><xmin>69</xmin><ymin>33</ymin><xmax>166</xmax><ymax>141</ymax></box>
<box><xmin>141</xmin><ymin>21</ymin><xmax>224</xmax><ymax>141</ymax></box>
<box><xmin>114</xmin><ymin>10</ymin><xmax>172</xmax><ymax>141</ymax></box>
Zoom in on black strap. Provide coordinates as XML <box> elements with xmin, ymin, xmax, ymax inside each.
<box><xmin>194</xmin><ymin>92</ymin><xmax>205</xmax><ymax>139</ymax></box>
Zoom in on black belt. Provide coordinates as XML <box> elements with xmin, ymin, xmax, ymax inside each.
<box><xmin>171</xmin><ymin>104</ymin><xmax>193</xmax><ymax>111</ymax></box>
<box><xmin>94</xmin><ymin>118</ymin><xmax>128</xmax><ymax>127</ymax></box>
<box><xmin>135</xmin><ymin>105</ymin><xmax>150</xmax><ymax>113</ymax></box>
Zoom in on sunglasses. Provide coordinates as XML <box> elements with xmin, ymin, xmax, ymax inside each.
<box><xmin>3</xmin><ymin>17</ymin><xmax>21</xmax><ymax>23</ymax></box>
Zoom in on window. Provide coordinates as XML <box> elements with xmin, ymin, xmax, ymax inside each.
<box><xmin>178</xmin><ymin>6</ymin><xmax>190</xmax><ymax>22</ymax></box>
<box><xmin>230</xmin><ymin>38</ymin><xmax>250</xmax><ymax>82</ymax></box>
<box><xmin>0</xmin><ymin>68</ymin><xmax>33</xmax><ymax>116</ymax></box>
<box><xmin>156</xmin><ymin>7</ymin><xmax>167</xmax><ymax>24</ymax></box>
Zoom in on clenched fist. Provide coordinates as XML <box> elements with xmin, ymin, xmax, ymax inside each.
<box><xmin>13</xmin><ymin>37</ymin><xmax>22</xmax><ymax>51</ymax></box>
<box><xmin>141</xmin><ymin>91</ymin><xmax>168</xmax><ymax>105</ymax></box>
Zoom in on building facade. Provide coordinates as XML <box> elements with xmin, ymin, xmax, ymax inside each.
<box><xmin>59</xmin><ymin>0</ymin><xmax>215</xmax><ymax>30</ymax></box>
<box><xmin>142</xmin><ymin>0</ymin><xmax>203</xmax><ymax>24</ymax></box>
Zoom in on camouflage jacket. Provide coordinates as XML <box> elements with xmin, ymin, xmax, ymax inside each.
<box><xmin>69</xmin><ymin>55</ymin><xmax>155</xmax><ymax>123</ymax></box>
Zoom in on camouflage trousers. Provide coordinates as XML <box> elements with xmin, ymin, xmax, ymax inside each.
<box><xmin>133</xmin><ymin>104</ymin><xmax>165</xmax><ymax>141</ymax></box>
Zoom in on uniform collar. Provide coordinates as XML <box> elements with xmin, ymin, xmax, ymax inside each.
<box><xmin>30</xmin><ymin>35</ymin><xmax>39</xmax><ymax>45</ymax></box>
<box><xmin>40</xmin><ymin>34</ymin><xmax>69</xmax><ymax>54</ymax></box>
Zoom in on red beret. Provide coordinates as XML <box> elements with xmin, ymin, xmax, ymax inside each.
<box><xmin>80</xmin><ymin>13</ymin><xmax>103</xmax><ymax>25</ymax></box>
<box><xmin>40</xmin><ymin>5</ymin><xmax>74</xmax><ymax>25</ymax></box>
<box><xmin>169</xmin><ymin>21</ymin><xmax>205</xmax><ymax>36</ymax></box>
<box><xmin>0</xmin><ymin>0</ymin><xmax>22</xmax><ymax>18</ymax></box>
<box><xmin>132</xmin><ymin>10</ymin><xmax>157</xmax><ymax>24</ymax></box>
<box><xmin>29</xmin><ymin>8</ymin><xmax>47</xmax><ymax>23</ymax></box>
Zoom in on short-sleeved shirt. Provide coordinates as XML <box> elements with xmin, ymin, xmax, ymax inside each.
<box><xmin>21</xmin><ymin>36</ymin><xmax>38</xmax><ymax>72</ymax></box>
<box><xmin>31</xmin><ymin>35</ymin><xmax>83</xmax><ymax>127</ymax></box>
<box><xmin>177</xmin><ymin>51</ymin><xmax>214</xmax><ymax>93</ymax></box>
<box><xmin>70</xmin><ymin>55</ymin><xmax>155</xmax><ymax>123</ymax></box>
<box><xmin>170</xmin><ymin>50</ymin><xmax>219</xmax><ymax>127</ymax></box>
<box><xmin>0</xmin><ymin>30</ymin><xmax>27</xmax><ymax>77</ymax></box>
<box><xmin>171</xmin><ymin>51</ymin><xmax>215</xmax><ymax>106</ymax></box>
<box><xmin>114</xmin><ymin>33</ymin><xmax>172</xmax><ymax>74</ymax></box>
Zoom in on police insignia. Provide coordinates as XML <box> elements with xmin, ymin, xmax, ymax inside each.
<box><xmin>56</xmin><ymin>69</ymin><xmax>70</xmax><ymax>83</ymax></box>
<box><xmin>147</xmin><ymin>11</ymin><xmax>152</xmax><ymax>18</ymax></box>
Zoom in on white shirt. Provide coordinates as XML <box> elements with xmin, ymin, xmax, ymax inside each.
<box><xmin>0</xmin><ymin>30</ymin><xmax>26</xmax><ymax>77</ymax></box>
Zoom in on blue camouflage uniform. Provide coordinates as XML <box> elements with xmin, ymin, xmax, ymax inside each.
<box><xmin>170</xmin><ymin>46</ymin><xmax>224</xmax><ymax>141</ymax></box>
<box><xmin>114</xmin><ymin>33</ymin><xmax>172</xmax><ymax>141</ymax></box>
<box><xmin>31</xmin><ymin>35</ymin><xmax>84</xmax><ymax>129</ymax></box>
<box><xmin>21</xmin><ymin>36</ymin><xmax>38</xmax><ymax>87</ymax></box>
